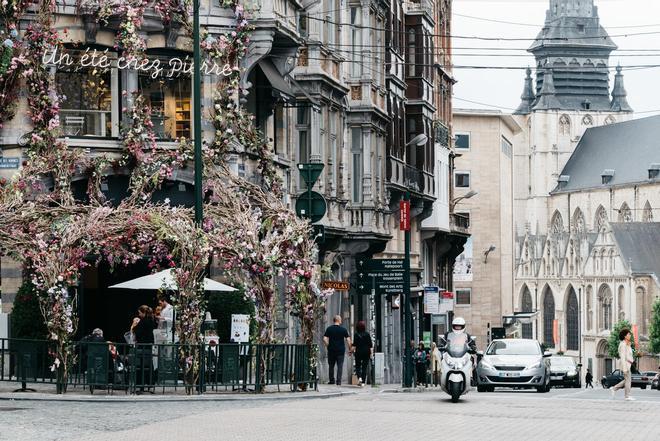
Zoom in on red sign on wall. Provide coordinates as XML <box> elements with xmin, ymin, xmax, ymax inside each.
<box><xmin>633</xmin><ymin>325</ymin><xmax>639</xmax><ymax>349</ymax></box>
<box><xmin>400</xmin><ymin>200</ymin><xmax>410</xmax><ymax>231</ymax></box>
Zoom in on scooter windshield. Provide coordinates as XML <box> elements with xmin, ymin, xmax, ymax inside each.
<box><xmin>446</xmin><ymin>332</ymin><xmax>468</xmax><ymax>358</ymax></box>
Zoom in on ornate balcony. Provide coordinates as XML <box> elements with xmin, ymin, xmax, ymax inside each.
<box><xmin>450</xmin><ymin>212</ymin><xmax>470</xmax><ymax>236</ymax></box>
<box><xmin>434</xmin><ymin>120</ymin><xmax>450</xmax><ymax>147</ymax></box>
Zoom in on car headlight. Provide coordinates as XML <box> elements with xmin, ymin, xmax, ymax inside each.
<box><xmin>527</xmin><ymin>362</ymin><xmax>542</xmax><ymax>370</ymax></box>
<box><xmin>567</xmin><ymin>370</ymin><xmax>577</xmax><ymax>377</ymax></box>
<box><xmin>480</xmin><ymin>360</ymin><xmax>495</xmax><ymax>370</ymax></box>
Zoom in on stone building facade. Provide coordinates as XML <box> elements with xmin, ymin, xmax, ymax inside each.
<box><xmin>0</xmin><ymin>0</ymin><xmax>464</xmax><ymax>385</ymax></box>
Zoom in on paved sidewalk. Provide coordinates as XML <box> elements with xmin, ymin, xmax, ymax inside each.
<box><xmin>0</xmin><ymin>382</ymin><xmax>390</xmax><ymax>402</ymax></box>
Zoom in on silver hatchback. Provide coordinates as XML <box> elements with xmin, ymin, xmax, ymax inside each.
<box><xmin>476</xmin><ymin>339</ymin><xmax>552</xmax><ymax>393</ymax></box>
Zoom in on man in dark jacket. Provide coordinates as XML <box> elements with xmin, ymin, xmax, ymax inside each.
<box><xmin>351</xmin><ymin>321</ymin><xmax>372</xmax><ymax>386</ymax></box>
<box><xmin>323</xmin><ymin>315</ymin><xmax>352</xmax><ymax>386</ymax></box>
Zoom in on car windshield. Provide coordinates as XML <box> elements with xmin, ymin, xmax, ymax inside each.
<box><xmin>486</xmin><ymin>340</ymin><xmax>540</xmax><ymax>356</ymax></box>
<box><xmin>550</xmin><ymin>357</ymin><xmax>575</xmax><ymax>368</ymax></box>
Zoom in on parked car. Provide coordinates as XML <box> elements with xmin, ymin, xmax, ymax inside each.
<box><xmin>548</xmin><ymin>356</ymin><xmax>581</xmax><ymax>388</ymax></box>
<box><xmin>476</xmin><ymin>339</ymin><xmax>552</xmax><ymax>393</ymax></box>
<box><xmin>601</xmin><ymin>370</ymin><xmax>651</xmax><ymax>389</ymax></box>
<box><xmin>651</xmin><ymin>373</ymin><xmax>659</xmax><ymax>390</ymax></box>
<box><xmin>640</xmin><ymin>371</ymin><xmax>657</xmax><ymax>389</ymax></box>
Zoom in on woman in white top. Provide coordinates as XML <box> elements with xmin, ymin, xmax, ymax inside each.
<box><xmin>430</xmin><ymin>342</ymin><xmax>442</xmax><ymax>387</ymax></box>
<box><xmin>611</xmin><ymin>328</ymin><xmax>635</xmax><ymax>401</ymax></box>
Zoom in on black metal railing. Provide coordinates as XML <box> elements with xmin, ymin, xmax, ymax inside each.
<box><xmin>0</xmin><ymin>338</ymin><xmax>316</xmax><ymax>395</ymax></box>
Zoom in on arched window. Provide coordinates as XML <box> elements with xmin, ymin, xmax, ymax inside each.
<box><xmin>543</xmin><ymin>288</ymin><xmax>556</xmax><ymax>348</ymax></box>
<box><xmin>521</xmin><ymin>286</ymin><xmax>534</xmax><ymax>339</ymax></box>
<box><xmin>586</xmin><ymin>285</ymin><xmax>593</xmax><ymax>331</ymax></box>
<box><xmin>566</xmin><ymin>288</ymin><xmax>579</xmax><ymax>351</ymax></box>
<box><xmin>618</xmin><ymin>203</ymin><xmax>632</xmax><ymax>222</ymax></box>
<box><xmin>559</xmin><ymin>114</ymin><xmax>571</xmax><ymax>136</ymax></box>
<box><xmin>572</xmin><ymin>208</ymin><xmax>586</xmax><ymax>235</ymax></box>
<box><xmin>599</xmin><ymin>285</ymin><xmax>613</xmax><ymax>330</ymax></box>
<box><xmin>595</xmin><ymin>205</ymin><xmax>608</xmax><ymax>232</ymax></box>
<box><xmin>643</xmin><ymin>201</ymin><xmax>654</xmax><ymax>222</ymax></box>
<box><xmin>637</xmin><ymin>287</ymin><xmax>648</xmax><ymax>335</ymax></box>
<box><xmin>551</xmin><ymin>210</ymin><xmax>564</xmax><ymax>236</ymax></box>
<box><xmin>618</xmin><ymin>285</ymin><xmax>625</xmax><ymax>320</ymax></box>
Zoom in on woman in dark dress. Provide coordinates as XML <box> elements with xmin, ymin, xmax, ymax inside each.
<box><xmin>351</xmin><ymin>321</ymin><xmax>372</xmax><ymax>386</ymax></box>
<box><xmin>130</xmin><ymin>305</ymin><xmax>156</xmax><ymax>392</ymax></box>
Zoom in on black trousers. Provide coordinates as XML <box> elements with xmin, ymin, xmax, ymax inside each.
<box><xmin>328</xmin><ymin>352</ymin><xmax>345</xmax><ymax>384</ymax></box>
<box><xmin>355</xmin><ymin>354</ymin><xmax>370</xmax><ymax>382</ymax></box>
<box><xmin>415</xmin><ymin>363</ymin><xmax>427</xmax><ymax>385</ymax></box>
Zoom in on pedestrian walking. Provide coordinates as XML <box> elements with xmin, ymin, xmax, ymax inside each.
<box><xmin>611</xmin><ymin>328</ymin><xmax>635</xmax><ymax>401</ymax></box>
<box><xmin>130</xmin><ymin>305</ymin><xmax>156</xmax><ymax>393</ymax></box>
<box><xmin>413</xmin><ymin>341</ymin><xmax>428</xmax><ymax>387</ymax></box>
<box><xmin>323</xmin><ymin>315</ymin><xmax>352</xmax><ymax>386</ymax></box>
<box><xmin>351</xmin><ymin>321</ymin><xmax>372</xmax><ymax>387</ymax></box>
<box><xmin>430</xmin><ymin>342</ymin><xmax>442</xmax><ymax>387</ymax></box>
<box><xmin>585</xmin><ymin>369</ymin><xmax>594</xmax><ymax>388</ymax></box>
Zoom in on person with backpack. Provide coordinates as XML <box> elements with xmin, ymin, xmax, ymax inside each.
<box><xmin>351</xmin><ymin>321</ymin><xmax>373</xmax><ymax>387</ymax></box>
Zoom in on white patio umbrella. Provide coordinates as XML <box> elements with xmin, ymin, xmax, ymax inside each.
<box><xmin>109</xmin><ymin>269</ymin><xmax>237</xmax><ymax>292</ymax></box>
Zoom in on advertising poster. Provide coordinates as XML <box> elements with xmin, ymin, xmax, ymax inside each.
<box><xmin>453</xmin><ymin>236</ymin><xmax>473</xmax><ymax>282</ymax></box>
<box><xmin>230</xmin><ymin>314</ymin><xmax>250</xmax><ymax>344</ymax></box>
<box><xmin>424</xmin><ymin>286</ymin><xmax>440</xmax><ymax>315</ymax></box>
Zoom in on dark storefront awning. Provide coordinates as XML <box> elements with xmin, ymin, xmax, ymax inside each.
<box><xmin>258</xmin><ymin>59</ymin><xmax>296</xmax><ymax>100</ymax></box>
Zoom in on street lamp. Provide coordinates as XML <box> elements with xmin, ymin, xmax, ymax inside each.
<box><xmin>406</xmin><ymin>133</ymin><xmax>429</xmax><ymax>147</ymax></box>
<box><xmin>450</xmin><ymin>190</ymin><xmax>478</xmax><ymax>211</ymax></box>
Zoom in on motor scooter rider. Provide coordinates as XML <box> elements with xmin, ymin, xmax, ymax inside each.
<box><xmin>442</xmin><ymin>317</ymin><xmax>477</xmax><ymax>352</ymax></box>
<box><xmin>441</xmin><ymin>317</ymin><xmax>477</xmax><ymax>383</ymax></box>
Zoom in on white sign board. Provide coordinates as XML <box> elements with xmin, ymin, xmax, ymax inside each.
<box><xmin>230</xmin><ymin>314</ymin><xmax>250</xmax><ymax>344</ymax></box>
<box><xmin>423</xmin><ymin>286</ymin><xmax>440</xmax><ymax>315</ymax></box>
<box><xmin>438</xmin><ymin>291</ymin><xmax>455</xmax><ymax>315</ymax></box>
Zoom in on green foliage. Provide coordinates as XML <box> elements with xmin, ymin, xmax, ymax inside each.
<box><xmin>608</xmin><ymin>320</ymin><xmax>636</xmax><ymax>359</ymax></box>
<box><xmin>648</xmin><ymin>300</ymin><xmax>660</xmax><ymax>355</ymax></box>
<box><xmin>10</xmin><ymin>281</ymin><xmax>48</xmax><ymax>340</ymax></box>
<box><xmin>206</xmin><ymin>288</ymin><xmax>255</xmax><ymax>343</ymax></box>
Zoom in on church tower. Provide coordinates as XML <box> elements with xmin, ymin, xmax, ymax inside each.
<box><xmin>513</xmin><ymin>0</ymin><xmax>633</xmax><ymax>237</ymax></box>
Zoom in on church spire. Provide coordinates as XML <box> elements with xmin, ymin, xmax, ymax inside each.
<box><xmin>534</xmin><ymin>70</ymin><xmax>561</xmax><ymax>110</ymax></box>
<box><xmin>515</xmin><ymin>67</ymin><xmax>536</xmax><ymax>115</ymax></box>
<box><xmin>610</xmin><ymin>65</ymin><xmax>633</xmax><ymax>112</ymax></box>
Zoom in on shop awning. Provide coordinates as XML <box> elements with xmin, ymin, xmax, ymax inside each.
<box><xmin>258</xmin><ymin>59</ymin><xmax>296</xmax><ymax>100</ymax></box>
<box><xmin>109</xmin><ymin>269</ymin><xmax>236</xmax><ymax>292</ymax></box>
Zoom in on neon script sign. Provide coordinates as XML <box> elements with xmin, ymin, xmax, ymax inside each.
<box><xmin>43</xmin><ymin>47</ymin><xmax>234</xmax><ymax>79</ymax></box>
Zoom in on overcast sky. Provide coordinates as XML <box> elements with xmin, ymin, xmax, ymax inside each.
<box><xmin>452</xmin><ymin>0</ymin><xmax>660</xmax><ymax>116</ymax></box>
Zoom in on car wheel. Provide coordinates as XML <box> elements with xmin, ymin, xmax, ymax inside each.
<box><xmin>641</xmin><ymin>385</ymin><xmax>647</xmax><ymax>390</ymax></box>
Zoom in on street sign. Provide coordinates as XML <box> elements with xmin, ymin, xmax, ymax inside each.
<box><xmin>438</xmin><ymin>291</ymin><xmax>454</xmax><ymax>314</ymax></box>
<box><xmin>295</xmin><ymin>190</ymin><xmax>327</xmax><ymax>223</ymax></box>
<box><xmin>321</xmin><ymin>281</ymin><xmax>350</xmax><ymax>291</ymax></box>
<box><xmin>0</xmin><ymin>157</ymin><xmax>20</xmax><ymax>169</ymax></box>
<box><xmin>356</xmin><ymin>259</ymin><xmax>406</xmax><ymax>295</ymax></box>
<box><xmin>400</xmin><ymin>200</ymin><xmax>410</xmax><ymax>231</ymax></box>
<box><xmin>297</xmin><ymin>163</ymin><xmax>324</xmax><ymax>188</ymax></box>
<box><xmin>424</xmin><ymin>286</ymin><xmax>440</xmax><ymax>315</ymax></box>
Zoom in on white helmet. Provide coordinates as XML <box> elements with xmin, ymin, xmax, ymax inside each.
<box><xmin>452</xmin><ymin>317</ymin><xmax>466</xmax><ymax>334</ymax></box>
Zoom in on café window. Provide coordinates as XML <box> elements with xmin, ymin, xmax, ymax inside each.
<box><xmin>138</xmin><ymin>55</ymin><xmax>192</xmax><ymax>140</ymax></box>
<box><xmin>55</xmin><ymin>48</ymin><xmax>117</xmax><ymax>138</ymax></box>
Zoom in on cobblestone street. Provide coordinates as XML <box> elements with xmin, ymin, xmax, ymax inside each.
<box><xmin>3</xmin><ymin>386</ymin><xmax>660</xmax><ymax>441</ymax></box>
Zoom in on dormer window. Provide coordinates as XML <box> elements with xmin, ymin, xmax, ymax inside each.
<box><xmin>602</xmin><ymin>169</ymin><xmax>615</xmax><ymax>185</ymax></box>
<box><xmin>557</xmin><ymin>175</ymin><xmax>570</xmax><ymax>188</ymax></box>
<box><xmin>582</xmin><ymin>99</ymin><xmax>591</xmax><ymax>110</ymax></box>
<box><xmin>649</xmin><ymin>163</ymin><xmax>660</xmax><ymax>180</ymax></box>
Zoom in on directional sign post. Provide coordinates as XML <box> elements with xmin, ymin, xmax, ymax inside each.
<box><xmin>356</xmin><ymin>259</ymin><xmax>406</xmax><ymax>295</ymax></box>
<box><xmin>296</xmin><ymin>163</ymin><xmax>327</xmax><ymax>242</ymax></box>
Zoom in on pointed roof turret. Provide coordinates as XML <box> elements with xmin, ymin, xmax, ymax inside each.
<box><xmin>528</xmin><ymin>0</ymin><xmax>619</xmax><ymax>112</ymax></box>
<box><xmin>534</xmin><ymin>70</ymin><xmax>561</xmax><ymax>110</ymax></box>
<box><xmin>515</xmin><ymin>67</ymin><xmax>536</xmax><ymax>115</ymax></box>
<box><xmin>611</xmin><ymin>65</ymin><xmax>633</xmax><ymax>112</ymax></box>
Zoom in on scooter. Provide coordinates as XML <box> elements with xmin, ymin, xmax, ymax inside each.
<box><xmin>439</xmin><ymin>334</ymin><xmax>476</xmax><ymax>403</ymax></box>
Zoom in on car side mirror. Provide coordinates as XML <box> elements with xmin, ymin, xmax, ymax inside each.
<box><xmin>543</xmin><ymin>351</ymin><xmax>552</xmax><ymax>358</ymax></box>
